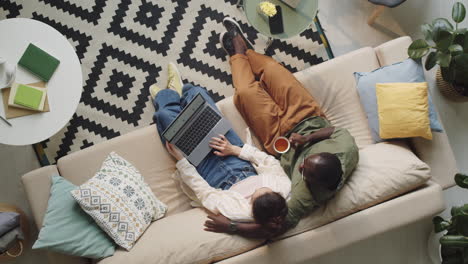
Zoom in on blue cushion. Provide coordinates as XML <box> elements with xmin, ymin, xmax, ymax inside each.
<box><xmin>354</xmin><ymin>58</ymin><xmax>443</xmax><ymax>142</ymax></box>
<box><xmin>32</xmin><ymin>175</ymin><xmax>115</xmax><ymax>259</ymax></box>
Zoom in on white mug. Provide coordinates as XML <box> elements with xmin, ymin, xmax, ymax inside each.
<box><xmin>0</xmin><ymin>57</ymin><xmax>16</xmax><ymax>89</ymax></box>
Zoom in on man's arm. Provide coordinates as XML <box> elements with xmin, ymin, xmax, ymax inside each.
<box><xmin>204</xmin><ymin>214</ymin><xmax>286</xmax><ymax>239</ymax></box>
<box><xmin>289</xmin><ymin>127</ymin><xmax>335</xmax><ymax>148</ymax></box>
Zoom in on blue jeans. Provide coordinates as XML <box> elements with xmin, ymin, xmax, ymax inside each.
<box><xmin>153</xmin><ymin>84</ymin><xmax>257</xmax><ymax>190</ymax></box>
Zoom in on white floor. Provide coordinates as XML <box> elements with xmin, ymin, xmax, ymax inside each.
<box><xmin>1</xmin><ymin>0</ymin><xmax>468</xmax><ymax>263</ymax></box>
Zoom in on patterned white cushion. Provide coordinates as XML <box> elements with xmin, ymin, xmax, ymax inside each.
<box><xmin>71</xmin><ymin>152</ymin><xmax>167</xmax><ymax>250</ymax></box>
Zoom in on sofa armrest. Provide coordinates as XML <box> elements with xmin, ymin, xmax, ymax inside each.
<box><xmin>374</xmin><ymin>36</ymin><xmax>412</xmax><ymax>66</ymax></box>
<box><xmin>218</xmin><ymin>181</ymin><xmax>444</xmax><ymax>264</ymax></box>
<box><xmin>21</xmin><ymin>165</ymin><xmax>57</xmax><ymax>228</ymax></box>
<box><xmin>411</xmin><ymin>135</ymin><xmax>457</xmax><ymax>188</ymax></box>
<box><xmin>374</xmin><ymin>36</ymin><xmax>458</xmax><ymax>188</ymax></box>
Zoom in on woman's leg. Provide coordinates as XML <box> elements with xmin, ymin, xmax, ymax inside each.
<box><xmin>245</xmin><ymin>49</ymin><xmax>325</xmax><ymax>135</ymax></box>
<box><xmin>152</xmin><ymin>89</ymin><xmax>182</xmax><ymax>145</ymax></box>
<box><xmin>180</xmin><ymin>84</ymin><xmax>256</xmax><ymax>189</ymax></box>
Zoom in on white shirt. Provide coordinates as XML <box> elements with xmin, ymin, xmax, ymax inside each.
<box><xmin>174</xmin><ymin>144</ymin><xmax>291</xmax><ymax>222</ymax></box>
<box><xmin>230</xmin><ymin>175</ymin><xmax>264</xmax><ymax>199</ymax></box>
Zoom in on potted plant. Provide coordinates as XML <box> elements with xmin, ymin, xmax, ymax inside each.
<box><xmin>408</xmin><ymin>1</ymin><xmax>468</xmax><ymax>102</ymax></box>
<box><xmin>431</xmin><ymin>173</ymin><xmax>468</xmax><ymax>263</ymax></box>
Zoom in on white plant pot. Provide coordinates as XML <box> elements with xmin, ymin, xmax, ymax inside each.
<box><xmin>427</xmin><ymin>230</ymin><xmax>443</xmax><ymax>264</ymax></box>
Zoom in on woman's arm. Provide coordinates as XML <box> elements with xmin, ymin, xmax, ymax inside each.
<box><xmin>166</xmin><ymin>142</ymin><xmax>217</xmax><ymax>203</ymax></box>
<box><xmin>289</xmin><ymin>127</ymin><xmax>335</xmax><ymax>148</ymax></box>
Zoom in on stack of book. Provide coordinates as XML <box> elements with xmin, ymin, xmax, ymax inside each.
<box><xmin>8</xmin><ymin>82</ymin><xmax>47</xmax><ymax>111</ymax></box>
<box><xmin>1</xmin><ymin>43</ymin><xmax>60</xmax><ymax>119</ymax></box>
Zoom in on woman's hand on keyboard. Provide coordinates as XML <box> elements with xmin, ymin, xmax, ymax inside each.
<box><xmin>166</xmin><ymin>142</ymin><xmax>184</xmax><ymax>161</ymax></box>
<box><xmin>210</xmin><ymin>134</ymin><xmax>241</xmax><ymax>157</ymax></box>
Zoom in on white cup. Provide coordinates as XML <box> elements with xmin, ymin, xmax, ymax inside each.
<box><xmin>0</xmin><ymin>57</ymin><xmax>16</xmax><ymax>89</ymax></box>
<box><xmin>273</xmin><ymin>136</ymin><xmax>291</xmax><ymax>154</ymax></box>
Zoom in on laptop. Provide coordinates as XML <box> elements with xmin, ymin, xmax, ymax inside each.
<box><xmin>162</xmin><ymin>93</ymin><xmax>232</xmax><ymax>166</ymax></box>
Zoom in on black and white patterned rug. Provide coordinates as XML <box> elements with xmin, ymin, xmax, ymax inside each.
<box><xmin>0</xmin><ymin>0</ymin><xmax>333</xmax><ymax>165</ymax></box>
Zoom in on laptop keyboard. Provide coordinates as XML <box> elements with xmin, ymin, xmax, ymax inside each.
<box><xmin>175</xmin><ymin>107</ymin><xmax>222</xmax><ymax>156</ymax></box>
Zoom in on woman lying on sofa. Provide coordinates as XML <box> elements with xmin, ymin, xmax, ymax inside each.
<box><xmin>150</xmin><ymin>62</ymin><xmax>291</xmax><ymax>236</ymax></box>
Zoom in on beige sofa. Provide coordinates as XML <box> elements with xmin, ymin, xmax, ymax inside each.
<box><xmin>22</xmin><ymin>36</ymin><xmax>458</xmax><ymax>264</ymax></box>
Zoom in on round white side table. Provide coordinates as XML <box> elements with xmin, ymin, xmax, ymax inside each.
<box><xmin>0</xmin><ymin>18</ymin><xmax>82</xmax><ymax>145</ymax></box>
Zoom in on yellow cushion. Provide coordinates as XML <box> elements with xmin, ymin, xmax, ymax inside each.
<box><xmin>375</xmin><ymin>82</ymin><xmax>432</xmax><ymax>140</ymax></box>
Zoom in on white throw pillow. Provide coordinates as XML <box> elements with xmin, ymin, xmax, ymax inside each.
<box><xmin>71</xmin><ymin>152</ymin><xmax>167</xmax><ymax>250</ymax></box>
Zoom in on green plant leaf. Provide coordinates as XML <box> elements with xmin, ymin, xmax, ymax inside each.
<box><xmin>449</xmin><ymin>44</ymin><xmax>464</xmax><ymax>55</ymax></box>
<box><xmin>453</xmin><ymin>2</ymin><xmax>466</xmax><ymax>23</ymax></box>
<box><xmin>432</xmin><ymin>216</ymin><xmax>447</xmax><ymax>233</ymax></box>
<box><xmin>433</xmin><ymin>18</ymin><xmax>454</xmax><ymax>32</ymax></box>
<box><xmin>422</xmin><ymin>23</ymin><xmax>434</xmax><ymax>41</ymax></box>
<box><xmin>440</xmin><ymin>235</ymin><xmax>468</xmax><ymax>247</ymax></box>
<box><xmin>436</xmin><ymin>30</ymin><xmax>455</xmax><ymax>51</ymax></box>
<box><xmin>437</xmin><ymin>51</ymin><xmax>452</xmax><ymax>67</ymax></box>
<box><xmin>426</xmin><ymin>52</ymin><xmax>438</xmax><ymax>70</ymax></box>
<box><xmin>434</xmin><ymin>216</ymin><xmax>450</xmax><ymax>232</ymax></box>
<box><xmin>408</xmin><ymin>39</ymin><xmax>430</xmax><ymax>59</ymax></box>
<box><xmin>451</xmin><ymin>205</ymin><xmax>468</xmax><ymax>217</ymax></box>
<box><xmin>455</xmin><ymin>173</ymin><xmax>468</xmax><ymax>188</ymax></box>
<box><xmin>454</xmin><ymin>32</ymin><xmax>466</xmax><ymax>48</ymax></box>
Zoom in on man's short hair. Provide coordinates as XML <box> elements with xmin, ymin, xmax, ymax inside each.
<box><xmin>252</xmin><ymin>192</ymin><xmax>287</xmax><ymax>226</ymax></box>
<box><xmin>304</xmin><ymin>152</ymin><xmax>343</xmax><ymax>191</ymax></box>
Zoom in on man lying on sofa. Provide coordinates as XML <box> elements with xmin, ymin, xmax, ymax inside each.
<box><xmin>151</xmin><ymin>62</ymin><xmax>291</xmax><ymax>235</ymax></box>
<box><xmin>203</xmin><ymin>18</ymin><xmax>359</xmax><ymax>238</ymax></box>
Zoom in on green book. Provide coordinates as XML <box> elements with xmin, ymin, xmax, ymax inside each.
<box><xmin>14</xmin><ymin>84</ymin><xmax>44</xmax><ymax>110</ymax></box>
<box><xmin>18</xmin><ymin>43</ymin><xmax>60</xmax><ymax>82</ymax></box>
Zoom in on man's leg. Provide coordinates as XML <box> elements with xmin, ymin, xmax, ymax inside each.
<box><xmin>230</xmin><ymin>53</ymin><xmax>282</xmax><ymax>155</ymax></box>
<box><xmin>245</xmin><ymin>49</ymin><xmax>325</xmax><ymax>134</ymax></box>
<box><xmin>153</xmin><ymin>89</ymin><xmax>182</xmax><ymax>145</ymax></box>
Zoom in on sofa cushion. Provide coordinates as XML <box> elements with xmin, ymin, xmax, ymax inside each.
<box><xmin>97</xmin><ymin>208</ymin><xmax>263</xmax><ymax>264</ymax></box>
<box><xmin>278</xmin><ymin>141</ymin><xmax>431</xmax><ymax>239</ymax></box>
<box><xmin>293</xmin><ymin>47</ymin><xmax>379</xmax><ymax>149</ymax></box>
<box><xmin>71</xmin><ymin>152</ymin><xmax>168</xmax><ymax>250</ymax></box>
<box><xmin>57</xmin><ymin>126</ymin><xmax>192</xmax><ymax>217</ymax></box>
<box><xmin>33</xmin><ymin>175</ymin><xmax>116</xmax><ymax>259</ymax></box>
<box><xmin>354</xmin><ymin>59</ymin><xmax>443</xmax><ymax>142</ymax></box>
<box><xmin>376</xmin><ymin>82</ymin><xmax>432</xmax><ymax>140</ymax></box>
